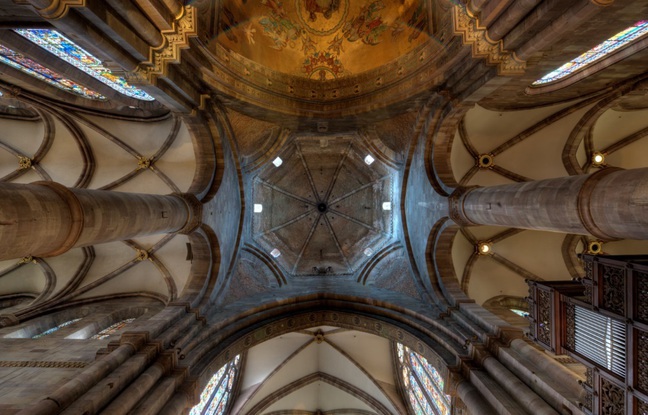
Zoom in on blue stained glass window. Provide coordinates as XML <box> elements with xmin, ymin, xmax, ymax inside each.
<box><xmin>511</xmin><ymin>308</ymin><xmax>530</xmax><ymax>318</ymax></box>
<box><xmin>533</xmin><ymin>21</ymin><xmax>648</xmax><ymax>85</ymax></box>
<box><xmin>190</xmin><ymin>354</ymin><xmax>241</xmax><ymax>415</ymax></box>
<box><xmin>397</xmin><ymin>343</ymin><xmax>451</xmax><ymax>415</ymax></box>
<box><xmin>32</xmin><ymin>318</ymin><xmax>82</xmax><ymax>339</ymax></box>
<box><xmin>14</xmin><ymin>29</ymin><xmax>154</xmax><ymax>101</ymax></box>
<box><xmin>0</xmin><ymin>45</ymin><xmax>104</xmax><ymax>99</ymax></box>
<box><xmin>91</xmin><ymin>318</ymin><xmax>136</xmax><ymax>340</ymax></box>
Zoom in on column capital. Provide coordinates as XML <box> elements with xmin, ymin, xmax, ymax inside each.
<box><xmin>576</xmin><ymin>167</ymin><xmax>623</xmax><ymax>241</ymax></box>
<box><xmin>448</xmin><ymin>186</ymin><xmax>479</xmax><ymax>227</ymax></box>
<box><xmin>173</xmin><ymin>193</ymin><xmax>203</xmax><ymax>234</ymax></box>
<box><xmin>32</xmin><ymin>181</ymin><xmax>84</xmax><ymax>257</ymax></box>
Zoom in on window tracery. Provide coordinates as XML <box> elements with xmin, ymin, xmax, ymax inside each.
<box><xmin>397</xmin><ymin>343</ymin><xmax>450</xmax><ymax>415</ymax></box>
<box><xmin>0</xmin><ymin>44</ymin><xmax>104</xmax><ymax>99</ymax></box>
<box><xmin>533</xmin><ymin>21</ymin><xmax>648</xmax><ymax>86</ymax></box>
<box><xmin>32</xmin><ymin>318</ymin><xmax>82</xmax><ymax>339</ymax></box>
<box><xmin>190</xmin><ymin>354</ymin><xmax>241</xmax><ymax>415</ymax></box>
<box><xmin>14</xmin><ymin>29</ymin><xmax>154</xmax><ymax>101</ymax></box>
<box><xmin>90</xmin><ymin>318</ymin><xmax>136</xmax><ymax>340</ymax></box>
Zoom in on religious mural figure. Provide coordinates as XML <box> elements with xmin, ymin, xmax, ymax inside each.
<box><xmin>342</xmin><ymin>0</ymin><xmax>387</xmax><ymax>45</ymax></box>
<box><xmin>303</xmin><ymin>0</ymin><xmax>341</xmax><ymax>22</ymax></box>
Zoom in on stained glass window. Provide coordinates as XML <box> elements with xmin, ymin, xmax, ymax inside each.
<box><xmin>189</xmin><ymin>354</ymin><xmax>241</xmax><ymax>415</ymax></box>
<box><xmin>91</xmin><ymin>318</ymin><xmax>136</xmax><ymax>340</ymax></box>
<box><xmin>511</xmin><ymin>308</ymin><xmax>530</xmax><ymax>318</ymax></box>
<box><xmin>14</xmin><ymin>29</ymin><xmax>154</xmax><ymax>101</ymax></box>
<box><xmin>533</xmin><ymin>21</ymin><xmax>648</xmax><ymax>85</ymax></box>
<box><xmin>396</xmin><ymin>343</ymin><xmax>451</xmax><ymax>415</ymax></box>
<box><xmin>32</xmin><ymin>318</ymin><xmax>82</xmax><ymax>339</ymax></box>
<box><xmin>0</xmin><ymin>45</ymin><xmax>104</xmax><ymax>100</ymax></box>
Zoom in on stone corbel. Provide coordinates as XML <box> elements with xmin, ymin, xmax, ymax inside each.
<box><xmin>22</xmin><ymin>0</ymin><xmax>86</xmax><ymax>20</ymax></box>
<box><xmin>452</xmin><ymin>5</ymin><xmax>526</xmax><ymax>76</ymax></box>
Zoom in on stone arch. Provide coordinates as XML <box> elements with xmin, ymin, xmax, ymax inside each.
<box><xmin>172</xmin><ymin>299</ymin><xmax>468</xmax><ymax>414</ymax></box>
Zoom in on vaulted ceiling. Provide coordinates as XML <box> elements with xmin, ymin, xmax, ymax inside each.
<box><xmin>1</xmin><ymin>0</ymin><xmax>648</xmax><ymax>414</ymax></box>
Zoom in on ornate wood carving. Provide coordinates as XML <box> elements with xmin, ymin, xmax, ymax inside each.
<box><xmin>601</xmin><ymin>264</ymin><xmax>625</xmax><ymax>316</ymax></box>
<box><xmin>638</xmin><ymin>272</ymin><xmax>648</xmax><ymax>323</ymax></box>
<box><xmin>537</xmin><ymin>289</ymin><xmax>551</xmax><ymax>347</ymax></box>
<box><xmin>582</xmin><ymin>368</ymin><xmax>593</xmax><ymax>412</ymax></box>
<box><xmin>638</xmin><ymin>399</ymin><xmax>648</xmax><ymax>415</ymax></box>
<box><xmin>565</xmin><ymin>303</ymin><xmax>575</xmax><ymax>351</ymax></box>
<box><xmin>638</xmin><ymin>330</ymin><xmax>648</xmax><ymax>394</ymax></box>
<box><xmin>600</xmin><ymin>378</ymin><xmax>625</xmax><ymax>415</ymax></box>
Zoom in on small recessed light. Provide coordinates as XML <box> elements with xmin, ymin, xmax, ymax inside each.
<box><xmin>382</xmin><ymin>202</ymin><xmax>391</xmax><ymax>210</ymax></box>
<box><xmin>591</xmin><ymin>151</ymin><xmax>605</xmax><ymax>166</ymax></box>
<box><xmin>254</xmin><ymin>204</ymin><xmax>263</xmax><ymax>213</ymax></box>
<box><xmin>273</xmin><ymin>157</ymin><xmax>283</xmax><ymax>167</ymax></box>
<box><xmin>364</xmin><ymin>248</ymin><xmax>373</xmax><ymax>256</ymax></box>
<box><xmin>364</xmin><ymin>155</ymin><xmax>375</xmax><ymax>165</ymax></box>
<box><xmin>270</xmin><ymin>248</ymin><xmax>281</xmax><ymax>258</ymax></box>
<box><xmin>477</xmin><ymin>242</ymin><xmax>492</xmax><ymax>255</ymax></box>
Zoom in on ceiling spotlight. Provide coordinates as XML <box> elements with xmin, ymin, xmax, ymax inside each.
<box><xmin>270</xmin><ymin>248</ymin><xmax>281</xmax><ymax>258</ymax></box>
<box><xmin>254</xmin><ymin>204</ymin><xmax>263</xmax><ymax>213</ymax></box>
<box><xmin>364</xmin><ymin>248</ymin><xmax>373</xmax><ymax>256</ymax></box>
<box><xmin>591</xmin><ymin>151</ymin><xmax>606</xmax><ymax>167</ymax></box>
<box><xmin>477</xmin><ymin>242</ymin><xmax>492</xmax><ymax>255</ymax></box>
<box><xmin>382</xmin><ymin>202</ymin><xmax>391</xmax><ymax>211</ymax></box>
<box><xmin>273</xmin><ymin>157</ymin><xmax>283</xmax><ymax>167</ymax></box>
<box><xmin>364</xmin><ymin>155</ymin><xmax>375</xmax><ymax>165</ymax></box>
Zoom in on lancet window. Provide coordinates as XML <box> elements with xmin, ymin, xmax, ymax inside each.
<box><xmin>14</xmin><ymin>29</ymin><xmax>154</xmax><ymax>101</ymax></box>
<box><xmin>396</xmin><ymin>343</ymin><xmax>451</xmax><ymax>415</ymax></box>
<box><xmin>0</xmin><ymin>44</ymin><xmax>104</xmax><ymax>99</ymax></box>
<box><xmin>533</xmin><ymin>21</ymin><xmax>648</xmax><ymax>86</ymax></box>
<box><xmin>189</xmin><ymin>354</ymin><xmax>241</xmax><ymax>415</ymax></box>
<box><xmin>32</xmin><ymin>318</ymin><xmax>82</xmax><ymax>339</ymax></box>
<box><xmin>90</xmin><ymin>318</ymin><xmax>136</xmax><ymax>340</ymax></box>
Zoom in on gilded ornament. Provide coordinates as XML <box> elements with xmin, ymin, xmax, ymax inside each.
<box><xmin>452</xmin><ymin>6</ymin><xmax>526</xmax><ymax>76</ymax></box>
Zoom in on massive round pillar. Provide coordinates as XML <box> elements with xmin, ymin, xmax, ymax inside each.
<box><xmin>0</xmin><ymin>181</ymin><xmax>200</xmax><ymax>261</ymax></box>
<box><xmin>449</xmin><ymin>167</ymin><xmax>648</xmax><ymax>240</ymax></box>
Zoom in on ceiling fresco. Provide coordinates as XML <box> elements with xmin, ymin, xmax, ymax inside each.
<box><xmin>251</xmin><ymin>135</ymin><xmax>396</xmax><ymax>276</ymax></box>
<box><xmin>212</xmin><ymin>0</ymin><xmax>429</xmax><ymax>79</ymax></box>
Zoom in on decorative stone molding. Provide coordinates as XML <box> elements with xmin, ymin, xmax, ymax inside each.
<box><xmin>24</xmin><ymin>0</ymin><xmax>86</xmax><ymax>20</ymax></box>
<box><xmin>576</xmin><ymin>167</ymin><xmax>622</xmax><ymax>241</ymax></box>
<box><xmin>174</xmin><ymin>193</ymin><xmax>202</xmax><ymax>234</ymax></box>
<box><xmin>448</xmin><ymin>186</ymin><xmax>479</xmax><ymax>227</ymax></box>
<box><xmin>0</xmin><ymin>313</ymin><xmax>20</xmax><ymax>328</ymax></box>
<box><xmin>136</xmin><ymin>5</ymin><xmax>198</xmax><ymax>84</ymax></box>
<box><xmin>0</xmin><ymin>360</ymin><xmax>88</xmax><ymax>368</ymax></box>
<box><xmin>452</xmin><ymin>5</ymin><xmax>526</xmax><ymax>76</ymax></box>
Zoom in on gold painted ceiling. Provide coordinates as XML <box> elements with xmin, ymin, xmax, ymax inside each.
<box><xmin>212</xmin><ymin>0</ymin><xmax>429</xmax><ymax>80</ymax></box>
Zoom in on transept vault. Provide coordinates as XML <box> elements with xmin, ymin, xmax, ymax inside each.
<box><xmin>0</xmin><ymin>1</ymin><xmax>648</xmax><ymax>414</ymax></box>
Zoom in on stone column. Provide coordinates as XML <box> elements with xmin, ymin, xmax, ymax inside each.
<box><xmin>449</xmin><ymin>167</ymin><xmax>648</xmax><ymax>240</ymax></box>
<box><xmin>0</xmin><ymin>181</ymin><xmax>200</xmax><ymax>261</ymax></box>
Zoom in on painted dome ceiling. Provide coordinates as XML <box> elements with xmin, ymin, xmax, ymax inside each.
<box><xmin>252</xmin><ymin>135</ymin><xmax>395</xmax><ymax>276</ymax></box>
<box><xmin>211</xmin><ymin>0</ymin><xmax>429</xmax><ymax>80</ymax></box>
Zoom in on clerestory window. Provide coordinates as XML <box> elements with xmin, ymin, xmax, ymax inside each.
<box><xmin>14</xmin><ymin>29</ymin><xmax>154</xmax><ymax>101</ymax></box>
<box><xmin>189</xmin><ymin>354</ymin><xmax>241</xmax><ymax>415</ymax></box>
<box><xmin>90</xmin><ymin>318</ymin><xmax>136</xmax><ymax>340</ymax></box>
<box><xmin>396</xmin><ymin>343</ymin><xmax>451</xmax><ymax>415</ymax></box>
<box><xmin>532</xmin><ymin>21</ymin><xmax>648</xmax><ymax>87</ymax></box>
<box><xmin>0</xmin><ymin>44</ymin><xmax>104</xmax><ymax>99</ymax></box>
<box><xmin>32</xmin><ymin>318</ymin><xmax>82</xmax><ymax>339</ymax></box>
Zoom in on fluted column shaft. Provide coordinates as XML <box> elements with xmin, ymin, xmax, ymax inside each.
<box><xmin>450</xmin><ymin>167</ymin><xmax>648</xmax><ymax>240</ymax></box>
<box><xmin>0</xmin><ymin>181</ymin><xmax>198</xmax><ymax>261</ymax></box>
